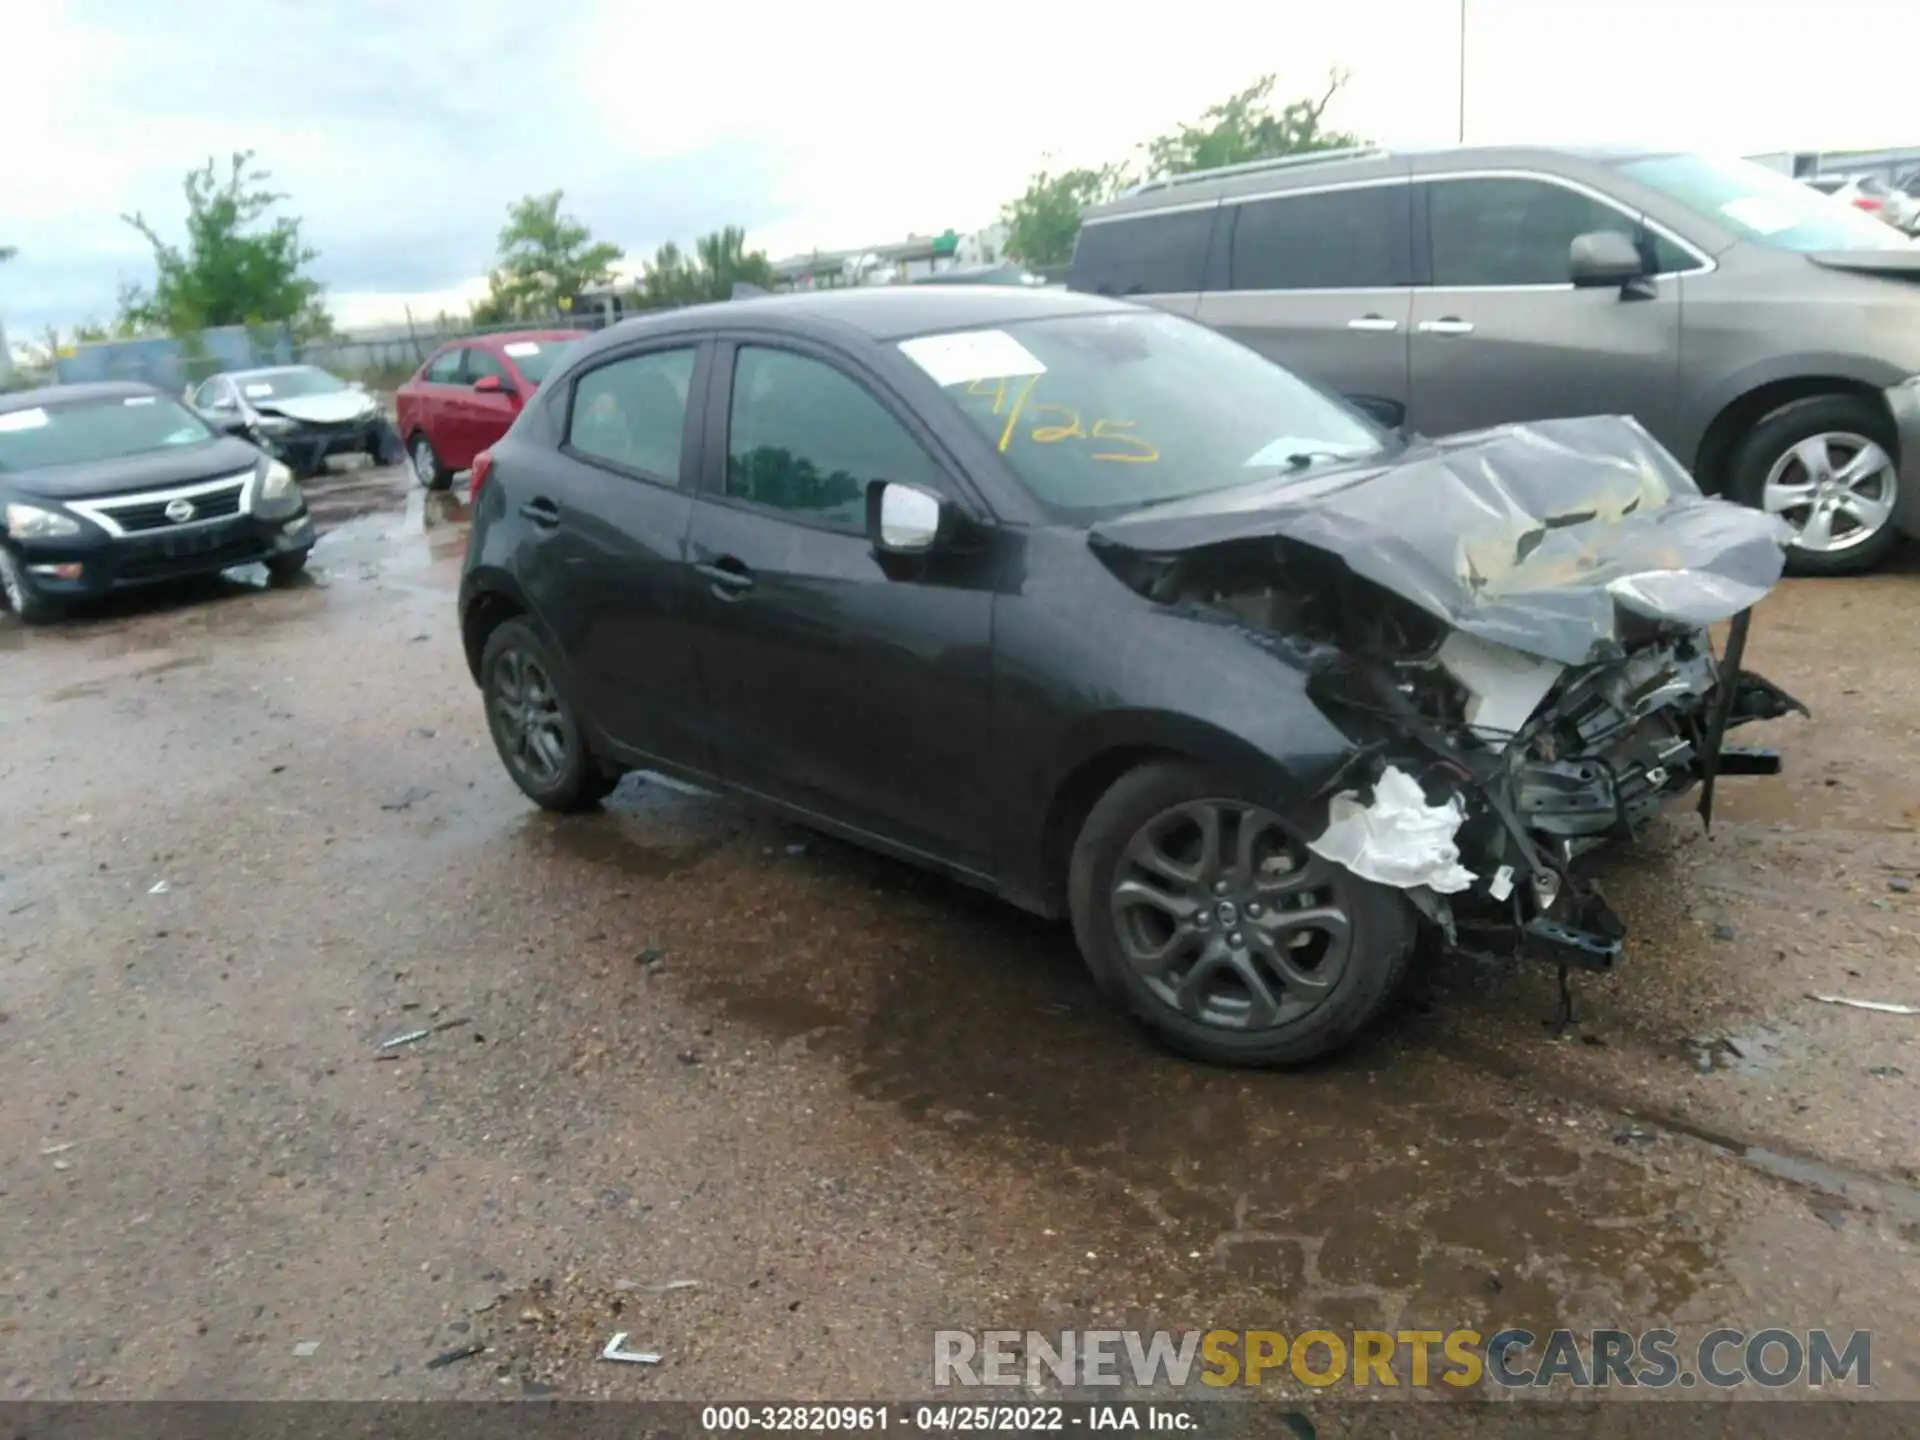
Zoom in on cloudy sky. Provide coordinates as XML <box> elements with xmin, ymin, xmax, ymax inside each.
<box><xmin>3</xmin><ymin>0</ymin><xmax>1916</xmax><ymax>340</ymax></box>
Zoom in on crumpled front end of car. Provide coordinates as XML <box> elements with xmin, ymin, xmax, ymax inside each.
<box><xmin>1088</xmin><ymin>414</ymin><xmax>1810</xmax><ymax>972</ymax></box>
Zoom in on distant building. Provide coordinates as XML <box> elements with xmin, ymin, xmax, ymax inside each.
<box><xmin>1748</xmin><ymin>146</ymin><xmax>1920</xmax><ymax>185</ymax></box>
<box><xmin>769</xmin><ymin>224</ymin><xmax>1009</xmax><ymax>292</ymax></box>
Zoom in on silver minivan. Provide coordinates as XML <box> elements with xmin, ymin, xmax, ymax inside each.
<box><xmin>1068</xmin><ymin>146</ymin><xmax>1920</xmax><ymax>575</ymax></box>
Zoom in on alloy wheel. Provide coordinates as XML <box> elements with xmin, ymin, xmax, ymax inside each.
<box><xmin>1761</xmin><ymin>432</ymin><xmax>1897</xmax><ymax>554</ymax></box>
<box><xmin>1109</xmin><ymin>798</ymin><xmax>1353</xmax><ymax>1032</ymax></box>
<box><xmin>412</xmin><ymin>438</ymin><xmax>436</xmax><ymax>485</ymax></box>
<box><xmin>489</xmin><ymin>646</ymin><xmax>569</xmax><ymax>787</ymax></box>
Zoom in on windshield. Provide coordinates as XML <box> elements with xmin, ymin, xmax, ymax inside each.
<box><xmin>899</xmin><ymin>311</ymin><xmax>1383</xmax><ymax>515</ymax></box>
<box><xmin>236</xmin><ymin>367</ymin><xmax>349</xmax><ymax>400</ymax></box>
<box><xmin>1615</xmin><ymin>153</ymin><xmax>1912</xmax><ymax>252</ymax></box>
<box><xmin>0</xmin><ymin>394</ymin><xmax>213</xmax><ymax>471</ymax></box>
<box><xmin>501</xmin><ymin>340</ymin><xmax>575</xmax><ymax>384</ymax></box>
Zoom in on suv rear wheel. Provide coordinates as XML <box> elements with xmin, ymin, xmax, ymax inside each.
<box><xmin>1068</xmin><ymin>760</ymin><xmax>1417</xmax><ymax>1067</ymax></box>
<box><xmin>1727</xmin><ymin>395</ymin><xmax>1902</xmax><ymax>577</ymax></box>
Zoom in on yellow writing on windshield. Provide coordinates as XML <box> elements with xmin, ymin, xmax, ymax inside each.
<box><xmin>962</xmin><ymin>379</ymin><xmax>1159</xmax><ymax>463</ymax></box>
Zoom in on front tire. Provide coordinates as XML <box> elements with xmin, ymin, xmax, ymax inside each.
<box><xmin>1068</xmin><ymin>760</ymin><xmax>1417</xmax><ymax>1068</ymax></box>
<box><xmin>0</xmin><ymin>547</ymin><xmax>61</xmax><ymax>624</ymax></box>
<box><xmin>1726</xmin><ymin>395</ymin><xmax>1902</xmax><ymax>577</ymax></box>
<box><xmin>265</xmin><ymin>549</ymin><xmax>310</xmax><ymax>581</ymax></box>
<box><xmin>480</xmin><ymin>617</ymin><xmax>619</xmax><ymax>812</ymax></box>
<box><xmin>410</xmin><ymin>432</ymin><xmax>452</xmax><ymax>492</ymax></box>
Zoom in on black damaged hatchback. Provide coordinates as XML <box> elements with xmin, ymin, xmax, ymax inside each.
<box><xmin>458</xmin><ymin>288</ymin><xmax>1806</xmax><ymax>1067</ymax></box>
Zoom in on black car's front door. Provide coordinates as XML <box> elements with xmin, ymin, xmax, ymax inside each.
<box><xmin>524</xmin><ymin>340</ymin><xmax>714</xmax><ymax>773</ymax></box>
<box><xmin>684</xmin><ymin>338</ymin><xmax>1000</xmax><ymax>870</ymax></box>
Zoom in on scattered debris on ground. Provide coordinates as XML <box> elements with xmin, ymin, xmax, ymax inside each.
<box><xmin>1807</xmin><ymin>994</ymin><xmax>1920</xmax><ymax>1015</ymax></box>
<box><xmin>600</xmin><ymin>1333</ymin><xmax>661</xmax><ymax>1365</ymax></box>
<box><xmin>378</xmin><ymin>1017</ymin><xmax>473</xmax><ymax>1050</ymax></box>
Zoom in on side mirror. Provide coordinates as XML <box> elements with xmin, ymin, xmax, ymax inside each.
<box><xmin>1570</xmin><ymin>230</ymin><xmax>1647</xmax><ymax>288</ymax></box>
<box><xmin>473</xmin><ymin>374</ymin><xmax>509</xmax><ymax>394</ymax></box>
<box><xmin>867</xmin><ymin>480</ymin><xmax>945</xmax><ymax>555</ymax></box>
<box><xmin>216</xmin><ymin>415</ymin><xmax>255</xmax><ymax>438</ymax></box>
<box><xmin>1345</xmin><ymin>394</ymin><xmax>1406</xmax><ymax>430</ymax></box>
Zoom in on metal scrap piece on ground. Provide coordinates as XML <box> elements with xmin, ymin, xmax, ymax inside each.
<box><xmin>1807</xmin><ymin>993</ymin><xmax>1920</xmax><ymax>1015</ymax></box>
<box><xmin>426</xmin><ymin>1343</ymin><xmax>487</xmax><ymax>1370</ymax></box>
<box><xmin>378</xmin><ymin>1017</ymin><xmax>474</xmax><ymax>1050</ymax></box>
<box><xmin>600</xmin><ymin>1332</ymin><xmax>662</xmax><ymax>1364</ymax></box>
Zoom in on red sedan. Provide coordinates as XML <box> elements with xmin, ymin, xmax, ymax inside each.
<box><xmin>394</xmin><ymin>330</ymin><xmax>582</xmax><ymax>490</ymax></box>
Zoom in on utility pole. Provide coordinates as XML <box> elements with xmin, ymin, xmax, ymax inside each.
<box><xmin>1457</xmin><ymin>0</ymin><xmax>1468</xmax><ymax>143</ymax></box>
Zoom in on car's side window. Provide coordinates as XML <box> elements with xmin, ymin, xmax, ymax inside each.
<box><xmin>566</xmin><ymin>347</ymin><xmax>696</xmax><ymax>483</ymax></box>
<box><xmin>1069</xmin><ymin>209</ymin><xmax>1214</xmax><ymax>297</ymax></box>
<box><xmin>1427</xmin><ymin>176</ymin><xmax>1690</xmax><ymax>287</ymax></box>
<box><xmin>724</xmin><ymin>346</ymin><xmax>945</xmax><ymax>535</ymax></box>
<box><xmin>466</xmin><ymin>349</ymin><xmax>508</xmax><ymax>384</ymax></box>
<box><xmin>1227</xmin><ymin>184</ymin><xmax>1413</xmax><ymax>290</ymax></box>
<box><xmin>425</xmin><ymin>349</ymin><xmax>464</xmax><ymax>384</ymax></box>
<box><xmin>195</xmin><ymin>378</ymin><xmax>232</xmax><ymax>410</ymax></box>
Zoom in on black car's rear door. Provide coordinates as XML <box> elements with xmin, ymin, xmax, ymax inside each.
<box><xmin>521</xmin><ymin>338</ymin><xmax>713</xmax><ymax>773</ymax></box>
<box><xmin>683</xmin><ymin>336</ymin><xmax>1000</xmax><ymax>870</ymax></box>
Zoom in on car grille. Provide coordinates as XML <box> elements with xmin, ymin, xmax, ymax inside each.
<box><xmin>100</xmin><ymin>481</ymin><xmax>247</xmax><ymax>533</ymax></box>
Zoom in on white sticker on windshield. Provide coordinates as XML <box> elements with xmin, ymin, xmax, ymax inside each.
<box><xmin>1720</xmin><ymin>197</ymin><xmax>1796</xmax><ymax>235</ymax></box>
<box><xmin>502</xmin><ymin>341</ymin><xmax>541</xmax><ymax>357</ymax></box>
<box><xmin>1242</xmin><ymin>436</ymin><xmax>1368</xmax><ymax>468</ymax></box>
<box><xmin>123</xmin><ymin>395</ymin><xmax>157</xmax><ymax>406</ymax></box>
<box><xmin>244</xmin><ymin>383</ymin><xmax>274</xmax><ymax>397</ymax></box>
<box><xmin>0</xmin><ymin>407</ymin><xmax>50</xmax><ymax>432</ymax></box>
<box><xmin>899</xmin><ymin>329</ymin><xmax>1046</xmax><ymax>387</ymax></box>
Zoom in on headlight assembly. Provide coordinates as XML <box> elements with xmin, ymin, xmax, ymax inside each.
<box><xmin>4</xmin><ymin>502</ymin><xmax>82</xmax><ymax>539</ymax></box>
<box><xmin>254</xmin><ymin>461</ymin><xmax>303</xmax><ymax>517</ymax></box>
<box><xmin>254</xmin><ymin>414</ymin><xmax>299</xmax><ymax>434</ymax></box>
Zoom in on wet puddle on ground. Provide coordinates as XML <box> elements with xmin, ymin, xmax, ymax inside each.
<box><xmin>524</xmin><ymin>788</ymin><xmax>1747</xmax><ymax>1340</ymax></box>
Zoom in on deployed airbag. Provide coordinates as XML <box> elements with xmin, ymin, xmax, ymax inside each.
<box><xmin>1309</xmin><ymin>765</ymin><xmax>1477</xmax><ymax>894</ymax></box>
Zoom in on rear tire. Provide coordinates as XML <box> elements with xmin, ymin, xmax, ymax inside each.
<box><xmin>1068</xmin><ymin>760</ymin><xmax>1417</xmax><ymax>1068</ymax></box>
<box><xmin>1726</xmin><ymin>394</ymin><xmax>1902</xmax><ymax>577</ymax></box>
<box><xmin>480</xmin><ymin>617</ymin><xmax>619</xmax><ymax>812</ymax></box>
<box><xmin>410</xmin><ymin>432</ymin><xmax>452</xmax><ymax>492</ymax></box>
<box><xmin>0</xmin><ymin>547</ymin><xmax>61</xmax><ymax>624</ymax></box>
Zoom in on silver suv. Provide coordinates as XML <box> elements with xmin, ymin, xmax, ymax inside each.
<box><xmin>1068</xmin><ymin>146</ymin><xmax>1920</xmax><ymax>575</ymax></box>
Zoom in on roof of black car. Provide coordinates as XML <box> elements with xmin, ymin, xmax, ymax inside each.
<box><xmin>611</xmin><ymin>285</ymin><xmax>1129</xmax><ymax>343</ymax></box>
<box><xmin>0</xmin><ymin>380</ymin><xmax>162</xmax><ymax>413</ymax></box>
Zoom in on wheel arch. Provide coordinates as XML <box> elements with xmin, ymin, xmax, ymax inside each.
<box><xmin>1020</xmin><ymin>710</ymin><xmax>1352</xmax><ymax>918</ymax></box>
<box><xmin>460</xmin><ymin>572</ymin><xmax>538</xmax><ymax>684</ymax></box>
<box><xmin>1690</xmin><ymin>373</ymin><xmax>1895</xmax><ymax>496</ymax></box>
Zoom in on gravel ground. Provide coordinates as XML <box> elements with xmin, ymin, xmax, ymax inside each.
<box><xmin>1</xmin><ymin>462</ymin><xmax>1916</xmax><ymax>1413</ymax></box>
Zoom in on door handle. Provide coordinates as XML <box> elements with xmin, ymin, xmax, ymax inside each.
<box><xmin>1346</xmin><ymin>315</ymin><xmax>1399</xmax><ymax>332</ymax></box>
<box><xmin>1416</xmin><ymin>317</ymin><xmax>1475</xmax><ymax>336</ymax></box>
<box><xmin>519</xmin><ymin>498</ymin><xmax>560</xmax><ymax>529</ymax></box>
<box><xmin>694</xmin><ymin>557</ymin><xmax>755</xmax><ymax>599</ymax></box>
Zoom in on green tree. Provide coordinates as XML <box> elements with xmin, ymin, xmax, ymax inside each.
<box><xmin>691</xmin><ymin>226</ymin><xmax>774</xmax><ymax>299</ymax></box>
<box><xmin>999</xmin><ymin>72</ymin><xmax>1362</xmax><ymax>271</ymax></box>
<box><xmin>1144</xmin><ymin>71</ymin><xmax>1358</xmax><ymax>177</ymax></box>
<box><xmin>120</xmin><ymin>151</ymin><xmax>331</xmax><ymax>340</ymax></box>
<box><xmin>1001</xmin><ymin>164</ymin><xmax>1132</xmax><ymax>269</ymax></box>
<box><xmin>486</xmin><ymin>190</ymin><xmax>623</xmax><ymax>318</ymax></box>
<box><xmin>640</xmin><ymin>240</ymin><xmax>699</xmax><ymax>308</ymax></box>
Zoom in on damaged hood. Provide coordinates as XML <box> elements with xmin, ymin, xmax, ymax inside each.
<box><xmin>1089</xmin><ymin>416</ymin><xmax>1791</xmax><ymax>666</ymax></box>
<box><xmin>252</xmin><ymin>390</ymin><xmax>376</xmax><ymax>425</ymax></box>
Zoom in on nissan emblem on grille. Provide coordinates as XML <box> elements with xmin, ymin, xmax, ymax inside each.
<box><xmin>164</xmin><ymin>498</ymin><xmax>196</xmax><ymax>524</ymax></box>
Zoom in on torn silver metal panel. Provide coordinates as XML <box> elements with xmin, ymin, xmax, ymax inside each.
<box><xmin>1308</xmin><ymin>765</ymin><xmax>1477</xmax><ymax>894</ymax></box>
<box><xmin>1089</xmin><ymin>415</ymin><xmax>1793</xmax><ymax>665</ymax></box>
